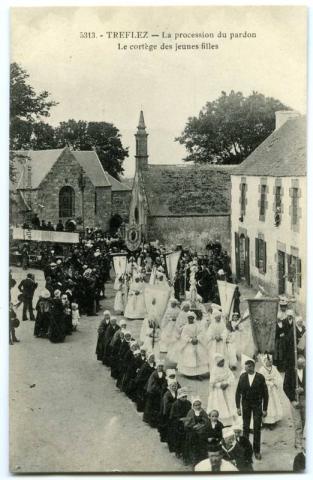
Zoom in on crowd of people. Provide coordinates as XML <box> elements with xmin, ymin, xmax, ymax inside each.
<box><xmin>95</xmin><ymin>308</ymin><xmax>255</xmax><ymax>471</ymax></box>
<box><xmin>9</xmin><ymin>236</ymin><xmax>306</xmax><ymax>472</ymax></box>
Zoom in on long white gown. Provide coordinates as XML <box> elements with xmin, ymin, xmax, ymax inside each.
<box><xmin>176</xmin><ymin>309</ymin><xmax>191</xmax><ymax>333</ymax></box>
<box><xmin>161</xmin><ymin>319</ymin><xmax>181</xmax><ymax>360</ymax></box>
<box><xmin>124</xmin><ymin>277</ymin><xmax>146</xmax><ymax>320</ymax></box>
<box><xmin>225</xmin><ymin>330</ymin><xmax>238</xmax><ymax>369</ymax></box>
<box><xmin>177</xmin><ymin>322</ymin><xmax>209</xmax><ymax>376</ymax></box>
<box><xmin>159</xmin><ymin>304</ymin><xmax>181</xmax><ymax>353</ymax></box>
<box><xmin>206</xmin><ymin>316</ymin><xmax>228</xmax><ymax>369</ymax></box>
<box><xmin>259</xmin><ymin>365</ymin><xmax>283</xmax><ymax>424</ymax></box>
<box><xmin>206</xmin><ymin>355</ymin><xmax>237</xmax><ymax>426</ymax></box>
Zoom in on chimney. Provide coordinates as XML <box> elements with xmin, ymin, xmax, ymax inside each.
<box><xmin>275</xmin><ymin>110</ymin><xmax>300</xmax><ymax>130</ymax></box>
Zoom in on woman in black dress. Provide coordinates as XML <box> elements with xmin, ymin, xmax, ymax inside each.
<box><xmin>167</xmin><ymin>387</ymin><xmax>191</xmax><ymax>456</ymax></box>
<box><xmin>143</xmin><ymin>360</ymin><xmax>167</xmax><ymax>428</ymax></box>
<box><xmin>183</xmin><ymin>397</ymin><xmax>210</xmax><ymax>466</ymax></box>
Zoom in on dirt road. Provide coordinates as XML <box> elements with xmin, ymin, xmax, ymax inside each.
<box><xmin>9</xmin><ymin>267</ymin><xmax>296</xmax><ymax>473</ymax></box>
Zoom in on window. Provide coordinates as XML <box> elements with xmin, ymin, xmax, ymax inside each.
<box><xmin>291</xmin><ymin>188</ymin><xmax>299</xmax><ymax>225</ymax></box>
<box><xmin>59</xmin><ymin>186</ymin><xmax>75</xmax><ymax>218</ymax></box>
<box><xmin>287</xmin><ymin>254</ymin><xmax>302</xmax><ymax>292</ymax></box>
<box><xmin>95</xmin><ymin>191</ymin><xmax>97</xmax><ymax>215</ymax></box>
<box><xmin>240</xmin><ymin>183</ymin><xmax>247</xmax><ymax>216</ymax></box>
<box><xmin>275</xmin><ymin>186</ymin><xmax>282</xmax><ymax>210</ymax></box>
<box><xmin>255</xmin><ymin>237</ymin><xmax>267</xmax><ymax>274</ymax></box>
<box><xmin>134</xmin><ymin>206</ymin><xmax>139</xmax><ymax>223</ymax></box>
<box><xmin>259</xmin><ymin>185</ymin><xmax>267</xmax><ymax>217</ymax></box>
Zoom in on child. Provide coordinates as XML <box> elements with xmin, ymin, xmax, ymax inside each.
<box><xmin>114</xmin><ymin>275</ymin><xmax>125</xmax><ymax>314</ymax></box>
<box><xmin>71</xmin><ymin>302</ymin><xmax>80</xmax><ymax>331</ymax></box>
<box><xmin>208</xmin><ymin>409</ymin><xmax>224</xmax><ymax>441</ymax></box>
<box><xmin>9</xmin><ymin>303</ymin><xmax>20</xmax><ymax>345</ymax></box>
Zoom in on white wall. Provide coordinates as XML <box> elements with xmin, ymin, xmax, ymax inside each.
<box><xmin>231</xmin><ymin>175</ymin><xmax>306</xmax><ymax>315</ymax></box>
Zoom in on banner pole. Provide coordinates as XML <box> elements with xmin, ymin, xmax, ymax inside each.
<box><xmin>293</xmin><ymin>316</ymin><xmax>299</xmax><ymax>403</ymax></box>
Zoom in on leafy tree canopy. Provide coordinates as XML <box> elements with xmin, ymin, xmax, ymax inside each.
<box><xmin>176</xmin><ymin>90</ymin><xmax>289</xmax><ymax>164</ymax></box>
<box><xmin>54</xmin><ymin>120</ymin><xmax>129</xmax><ymax>179</ymax></box>
<box><xmin>10</xmin><ymin>62</ymin><xmax>58</xmax><ymax>150</ymax></box>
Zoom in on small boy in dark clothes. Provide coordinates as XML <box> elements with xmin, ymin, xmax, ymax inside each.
<box><xmin>208</xmin><ymin>409</ymin><xmax>224</xmax><ymax>441</ymax></box>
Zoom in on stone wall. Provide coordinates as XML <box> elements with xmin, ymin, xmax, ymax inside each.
<box><xmin>95</xmin><ymin>186</ymin><xmax>112</xmax><ymax>230</ymax></box>
<box><xmin>37</xmin><ymin>149</ymin><xmax>96</xmax><ymax>228</ymax></box>
<box><xmin>112</xmin><ymin>191</ymin><xmax>132</xmax><ymax>220</ymax></box>
<box><xmin>147</xmin><ymin>215</ymin><xmax>231</xmax><ymax>253</ymax></box>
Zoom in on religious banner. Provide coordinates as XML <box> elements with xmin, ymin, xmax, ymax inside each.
<box><xmin>217</xmin><ymin>280</ymin><xmax>237</xmax><ymax>319</ymax></box>
<box><xmin>112</xmin><ymin>255</ymin><xmax>127</xmax><ymax>277</ymax></box>
<box><xmin>247</xmin><ymin>298</ymin><xmax>279</xmax><ymax>353</ymax></box>
<box><xmin>125</xmin><ymin>223</ymin><xmax>141</xmax><ymax>252</ymax></box>
<box><xmin>12</xmin><ymin>227</ymin><xmax>79</xmax><ymax>244</ymax></box>
<box><xmin>165</xmin><ymin>251</ymin><xmax>181</xmax><ymax>283</ymax></box>
<box><xmin>144</xmin><ymin>284</ymin><xmax>171</xmax><ymax>325</ymax></box>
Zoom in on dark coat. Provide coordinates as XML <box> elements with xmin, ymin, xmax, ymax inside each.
<box><xmin>18</xmin><ymin>278</ymin><xmax>38</xmax><ymax>299</ymax></box>
<box><xmin>235</xmin><ymin>372</ymin><xmax>269</xmax><ymax>411</ymax></box>
<box><xmin>207</xmin><ymin>419</ymin><xmax>224</xmax><ymax>441</ymax></box>
<box><xmin>283</xmin><ymin>367</ymin><xmax>305</xmax><ymax>402</ymax></box>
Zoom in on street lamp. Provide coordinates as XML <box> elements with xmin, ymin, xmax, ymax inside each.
<box><xmin>78</xmin><ymin>170</ymin><xmax>86</xmax><ymax>233</ymax></box>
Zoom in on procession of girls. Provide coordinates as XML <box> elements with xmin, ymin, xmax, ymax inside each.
<box><xmin>93</xmin><ymin>253</ymin><xmax>306</xmax><ymax>468</ymax></box>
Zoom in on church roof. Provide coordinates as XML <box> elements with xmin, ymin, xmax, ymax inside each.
<box><xmin>233</xmin><ymin>116</ymin><xmax>306</xmax><ymax>177</ymax></box>
<box><xmin>11</xmin><ymin>148</ymin><xmax>130</xmax><ymax>191</ymax></box>
<box><xmin>141</xmin><ymin>164</ymin><xmax>233</xmax><ymax>216</ymax></box>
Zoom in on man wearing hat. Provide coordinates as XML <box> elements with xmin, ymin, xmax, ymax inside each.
<box><xmin>194</xmin><ymin>438</ymin><xmax>237</xmax><ymax>471</ymax></box>
<box><xmin>235</xmin><ymin>359</ymin><xmax>268</xmax><ymax>460</ymax></box>
<box><xmin>18</xmin><ymin>273</ymin><xmax>38</xmax><ymax>321</ymax></box>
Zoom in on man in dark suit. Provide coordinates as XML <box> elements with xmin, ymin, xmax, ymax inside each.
<box><xmin>283</xmin><ymin>354</ymin><xmax>305</xmax><ymax>450</ymax></box>
<box><xmin>235</xmin><ymin>359</ymin><xmax>268</xmax><ymax>460</ymax></box>
<box><xmin>18</xmin><ymin>273</ymin><xmax>38</xmax><ymax>321</ymax></box>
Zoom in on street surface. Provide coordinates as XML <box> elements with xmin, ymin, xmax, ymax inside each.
<box><xmin>10</xmin><ymin>267</ymin><xmax>296</xmax><ymax>473</ymax></box>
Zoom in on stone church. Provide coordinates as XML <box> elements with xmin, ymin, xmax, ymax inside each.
<box><xmin>10</xmin><ymin>147</ymin><xmax>131</xmax><ymax>231</ymax></box>
<box><xmin>128</xmin><ymin>112</ymin><xmax>233</xmax><ymax>252</ymax></box>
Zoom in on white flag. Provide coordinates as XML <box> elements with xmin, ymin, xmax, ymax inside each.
<box><xmin>144</xmin><ymin>284</ymin><xmax>171</xmax><ymax>325</ymax></box>
<box><xmin>217</xmin><ymin>280</ymin><xmax>237</xmax><ymax>320</ymax></box>
<box><xmin>165</xmin><ymin>251</ymin><xmax>181</xmax><ymax>283</ymax></box>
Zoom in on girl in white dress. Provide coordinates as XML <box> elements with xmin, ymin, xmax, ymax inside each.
<box><xmin>160</xmin><ymin>298</ymin><xmax>180</xmax><ymax>330</ymax></box>
<box><xmin>177</xmin><ymin>312</ymin><xmax>209</xmax><ymax>377</ymax></box>
<box><xmin>114</xmin><ymin>275</ymin><xmax>125</xmax><ymax>314</ymax></box>
<box><xmin>258</xmin><ymin>354</ymin><xmax>283</xmax><ymax>426</ymax></box>
<box><xmin>124</xmin><ymin>274</ymin><xmax>146</xmax><ymax>320</ymax></box>
<box><xmin>206</xmin><ymin>311</ymin><xmax>228</xmax><ymax>369</ymax></box>
<box><xmin>176</xmin><ymin>301</ymin><xmax>191</xmax><ymax>333</ymax></box>
<box><xmin>206</xmin><ymin>353</ymin><xmax>237</xmax><ymax>426</ymax></box>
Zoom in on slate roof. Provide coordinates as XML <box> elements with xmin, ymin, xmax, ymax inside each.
<box><xmin>11</xmin><ymin>148</ymin><xmax>130</xmax><ymax>191</ymax></box>
<box><xmin>233</xmin><ymin>116</ymin><xmax>306</xmax><ymax>177</ymax></box>
<box><xmin>106</xmin><ymin>173</ymin><xmax>131</xmax><ymax>192</ymax></box>
<box><xmin>13</xmin><ymin>149</ymin><xmax>63</xmax><ymax>189</ymax></box>
<box><xmin>141</xmin><ymin>164</ymin><xmax>233</xmax><ymax>216</ymax></box>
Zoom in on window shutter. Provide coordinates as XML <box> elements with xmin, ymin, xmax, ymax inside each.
<box><xmin>235</xmin><ymin>232</ymin><xmax>240</xmax><ymax>281</ymax></box>
<box><xmin>297</xmin><ymin>258</ymin><xmax>302</xmax><ymax>288</ymax></box>
<box><xmin>255</xmin><ymin>238</ymin><xmax>259</xmax><ymax>268</ymax></box>
<box><xmin>287</xmin><ymin>254</ymin><xmax>292</xmax><ymax>282</ymax></box>
<box><xmin>263</xmin><ymin>241</ymin><xmax>267</xmax><ymax>273</ymax></box>
<box><xmin>245</xmin><ymin>236</ymin><xmax>250</xmax><ymax>285</ymax></box>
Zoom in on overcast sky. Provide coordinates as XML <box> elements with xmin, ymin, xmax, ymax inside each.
<box><xmin>11</xmin><ymin>6</ymin><xmax>307</xmax><ymax>177</ymax></box>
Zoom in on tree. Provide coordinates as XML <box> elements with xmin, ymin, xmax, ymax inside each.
<box><xmin>10</xmin><ymin>63</ymin><xmax>58</xmax><ymax>180</ymax></box>
<box><xmin>10</xmin><ymin>62</ymin><xmax>58</xmax><ymax>150</ymax></box>
<box><xmin>55</xmin><ymin>120</ymin><xmax>129</xmax><ymax>179</ymax></box>
<box><xmin>175</xmin><ymin>91</ymin><xmax>289</xmax><ymax>165</ymax></box>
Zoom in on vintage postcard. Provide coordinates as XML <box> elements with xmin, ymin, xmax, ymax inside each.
<box><xmin>9</xmin><ymin>5</ymin><xmax>307</xmax><ymax>473</ymax></box>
